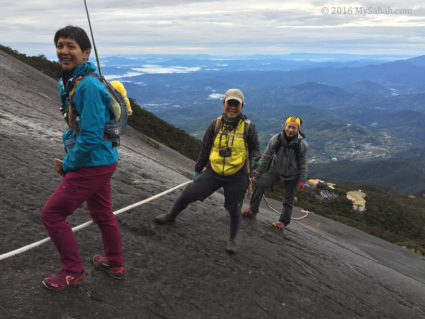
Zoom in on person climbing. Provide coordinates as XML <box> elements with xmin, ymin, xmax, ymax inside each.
<box><xmin>154</xmin><ymin>89</ymin><xmax>260</xmax><ymax>254</ymax></box>
<box><xmin>241</xmin><ymin>116</ymin><xmax>308</xmax><ymax>230</ymax></box>
<box><xmin>40</xmin><ymin>26</ymin><xmax>125</xmax><ymax>291</ymax></box>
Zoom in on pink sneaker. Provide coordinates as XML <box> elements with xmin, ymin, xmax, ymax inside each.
<box><xmin>272</xmin><ymin>221</ymin><xmax>286</xmax><ymax>230</ymax></box>
<box><xmin>42</xmin><ymin>269</ymin><xmax>87</xmax><ymax>291</ymax></box>
<box><xmin>241</xmin><ymin>208</ymin><xmax>257</xmax><ymax>218</ymax></box>
<box><xmin>93</xmin><ymin>255</ymin><xmax>125</xmax><ymax>280</ymax></box>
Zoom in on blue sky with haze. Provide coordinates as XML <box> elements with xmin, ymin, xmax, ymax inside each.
<box><xmin>1</xmin><ymin>0</ymin><xmax>424</xmax><ymax>57</ymax></box>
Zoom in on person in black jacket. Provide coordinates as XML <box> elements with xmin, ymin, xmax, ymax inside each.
<box><xmin>242</xmin><ymin>116</ymin><xmax>308</xmax><ymax>230</ymax></box>
<box><xmin>154</xmin><ymin>89</ymin><xmax>260</xmax><ymax>254</ymax></box>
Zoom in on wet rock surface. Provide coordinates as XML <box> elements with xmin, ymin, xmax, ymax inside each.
<box><xmin>1</xmin><ymin>51</ymin><xmax>424</xmax><ymax>319</ymax></box>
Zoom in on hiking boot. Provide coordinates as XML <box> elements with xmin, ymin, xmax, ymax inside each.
<box><xmin>241</xmin><ymin>208</ymin><xmax>257</xmax><ymax>218</ymax></box>
<box><xmin>272</xmin><ymin>221</ymin><xmax>286</xmax><ymax>230</ymax></box>
<box><xmin>225</xmin><ymin>239</ymin><xmax>237</xmax><ymax>254</ymax></box>
<box><xmin>42</xmin><ymin>269</ymin><xmax>87</xmax><ymax>291</ymax></box>
<box><xmin>154</xmin><ymin>213</ymin><xmax>176</xmax><ymax>225</ymax></box>
<box><xmin>93</xmin><ymin>255</ymin><xmax>125</xmax><ymax>280</ymax></box>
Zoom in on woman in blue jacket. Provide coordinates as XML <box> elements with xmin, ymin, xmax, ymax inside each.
<box><xmin>41</xmin><ymin>26</ymin><xmax>124</xmax><ymax>291</ymax></box>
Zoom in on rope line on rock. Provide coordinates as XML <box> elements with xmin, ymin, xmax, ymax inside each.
<box><xmin>262</xmin><ymin>195</ymin><xmax>310</xmax><ymax>220</ymax></box>
<box><xmin>0</xmin><ymin>180</ymin><xmax>193</xmax><ymax>261</ymax></box>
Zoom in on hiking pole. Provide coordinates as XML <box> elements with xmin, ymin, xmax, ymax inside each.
<box><xmin>83</xmin><ymin>0</ymin><xmax>103</xmax><ymax>77</ymax></box>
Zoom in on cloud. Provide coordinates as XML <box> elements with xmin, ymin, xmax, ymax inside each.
<box><xmin>104</xmin><ymin>72</ymin><xmax>144</xmax><ymax>80</ymax></box>
<box><xmin>208</xmin><ymin>93</ymin><xmax>224</xmax><ymax>99</ymax></box>
<box><xmin>1</xmin><ymin>0</ymin><xmax>425</xmax><ymax>56</ymax></box>
<box><xmin>132</xmin><ymin>65</ymin><xmax>201</xmax><ymax>74</ymax></box>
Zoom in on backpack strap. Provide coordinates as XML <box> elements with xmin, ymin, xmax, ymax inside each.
<box><xmin>243</xmin><ymin>119</ymin><xmax>251</xmax><ymax>175</ymax></box>
<box><xmin>213</xmin><ymin>115</ymin><xmax>222</xmax><ymax>139</ymax></box>
<box><xmin>273</xmin><ymin>133</ymin><xmax>282</xmax><ymax>154</ymax></box>
<box><xmin>295</xmin><ymin>141</ymin><xmax>301</xmax><ymax>166</ymax></box>
<box><xmin>68</xmin><ymin>75</ymin><xmax>84</xmax><ymax>134</ymax></box>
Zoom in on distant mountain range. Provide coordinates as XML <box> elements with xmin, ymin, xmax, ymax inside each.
<box><xmin>99</xmin><ymin>52</ymin><xmax>425</xmax><ymax>193</ymax></box>
<box><xmin>103</xmin><ymin>53</ymin><xmax>425</xmax><ymax>194</ymax></box>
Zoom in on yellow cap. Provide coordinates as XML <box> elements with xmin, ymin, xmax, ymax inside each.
<box><xmin>285</xmin><ymin>116</ymin><xmax>301</xmax><ymax>127</ymax></box>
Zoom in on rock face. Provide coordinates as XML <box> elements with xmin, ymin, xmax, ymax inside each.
<box><xmin>1</xmin><ymin>50</ymin><xmax>424</xmax><ymax>319</ymax></box>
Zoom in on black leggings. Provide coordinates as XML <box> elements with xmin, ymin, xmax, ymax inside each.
<box><xmin>170</xmin><ymin>168</ymin><xmax>249</xmax><ymax>239</ymax></box>
<box><xmin>249</xmin><ymin>171</ymin><xmax>298</xmax><ymax>225</ymax></box>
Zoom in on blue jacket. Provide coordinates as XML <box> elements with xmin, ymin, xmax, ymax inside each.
<box><xmin>60</xmin><ymin>62</ymin><xmax>119</xmax><ymax>172</ymax></box>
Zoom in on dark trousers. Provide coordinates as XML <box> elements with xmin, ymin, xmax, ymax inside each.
<box><xmin>250</xmin><ymin>171</ymin><xmax>298</xmax><ymax>225</ymax></box>
<box><xmin>170</xmin><ymin>168</ymin><xmax>249</xmax><ymax>239</ymax></box>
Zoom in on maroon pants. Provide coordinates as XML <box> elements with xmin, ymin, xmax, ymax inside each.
<box><xmin>41</xmin><ymin>163</ymin><xmax>123</xmax><ymax>273</ymax></box>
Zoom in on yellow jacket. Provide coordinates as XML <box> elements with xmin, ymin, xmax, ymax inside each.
<box><xmin>209</xmin><ymin>115</ymin><xmax>248</xmax><ymax>176</ymax></box>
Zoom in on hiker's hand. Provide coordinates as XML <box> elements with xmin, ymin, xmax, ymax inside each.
<box><xmin>252</xmin><ymin>172</ymin><xmax>259</xmax><ymax>181</ymax></box>
<box><xmin>54</xmin><ymin>158</ymin><xmax>65</xmax><ymax>177</ymax></box>
<box><xmin>298</xmin><ymin>181</ymin><xmax>305</xmax><ymax>192</ymax></box>
<box><xmin>193</xmin><ymin>171</ymin><xmax>200</xmax><ymax>180</ymax></box>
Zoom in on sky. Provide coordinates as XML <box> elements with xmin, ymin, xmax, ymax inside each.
<box><xmin>1</xmin><ymin>0</ymin><xmax>425</xmax><ymax>58</ymax></box>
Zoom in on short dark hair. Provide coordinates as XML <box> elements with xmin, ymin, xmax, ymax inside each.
<box><xmin>54</xmin><ymin>25</ymin><xmax>92</xmax><ymax>52</ymax></box>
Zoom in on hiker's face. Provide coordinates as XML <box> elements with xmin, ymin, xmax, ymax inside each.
<box><xmin>56</xmin><ymin>37</ymin><xmax>91</xmax><ymax>70</ymax></box>
<box><xmin>223</xmin><ymin>99</ymin><xmax>242</xmax><ymax>119</ymax></box>
<box><xmin>284</xmin><ymin>122</ymin><xmax>299</xmax><ymax>137</ymax></box>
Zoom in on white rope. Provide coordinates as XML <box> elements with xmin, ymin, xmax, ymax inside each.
<box><xmin>0</xmin><ymin>180</ymin><xmax>193</xmax><ymax>261</ymax></box>
<box><xmin>262</xmin><ymin>195</ymin><xmax>310</xmax><ymax>220</ymax></box>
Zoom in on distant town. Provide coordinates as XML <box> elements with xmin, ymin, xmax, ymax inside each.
<box><xmin>307</xmin><ymin>178</ymin><xmax>366</xmax><ymax>212</ymax></box>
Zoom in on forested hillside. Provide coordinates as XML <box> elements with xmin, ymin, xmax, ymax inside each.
<box><xmin>267</xmin><ymin>182</ymin><xmax>425</xmax><ymax>255</ymax></box>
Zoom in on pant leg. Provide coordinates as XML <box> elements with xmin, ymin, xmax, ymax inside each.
<box><xmin>223</xmin><ymin>174</ymin><xmax>249</xmax><ymax>239</ymax></box>
<box><xmin>279</xmin><ymin>179</ymin><xmax>298</xmax><ymax>225</ymax></box>
<box><xmin>250</xmin><ymin>171</ymin><xmax>280</xmax><ymax>214</ymax></box>
<box><xmin>169</xmin><ymin>170</ymin><xmax>222</xmax><ymax>218</ymax></box>
<box><xmin>86</xmin><ymin>167</ymin><xmax>123</xmax><ymax>266</ymax></box>
<box><xmin>41</xmin><ymin>164</ymin><xmax>117</xmax><ymax>273</ymax></box>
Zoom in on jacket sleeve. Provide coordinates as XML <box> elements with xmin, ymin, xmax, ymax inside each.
<box><xmin>298</xmin><ymin>140</ymin><xmax>308</xmax><ymax>182</ymax></box>
<box><xmin>62</xmin><ymin>78</ymin><xmax>108</xmax><ymax>172</ymax></box>
<box><xmin>194</xmin><ymin>120</ymin><xmax>216</xmax><ymax>173</ymax></box>
<box><xmin>247</xmin><ymin>122</ymin><xmax>261</xmax><ymax>161</ymax></box>
<box><xmin>258</xmin><ymin>133</ymin><xmax>280</xmax><ymax>173</ymax></box>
